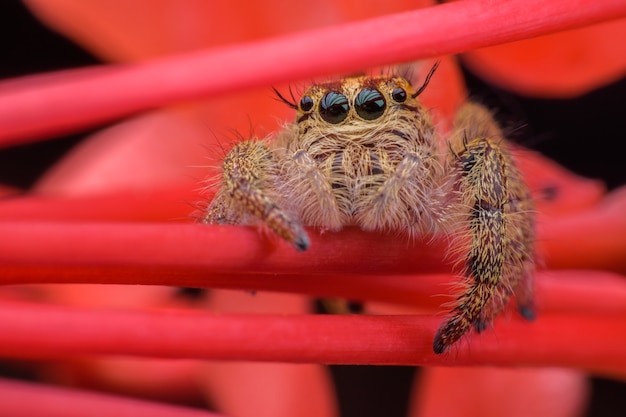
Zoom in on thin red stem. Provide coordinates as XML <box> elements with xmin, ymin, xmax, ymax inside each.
<box><xmin>1</xmin><ymin>262</ymin><xmax>625</xmax><ymax>315</ymax></box>
<box><xmin>0</xmin><ymin>301</ymin><xmax>624</xmax><ymax>377</ymax></box>
<box><xmin>0</xmin><ymin>221</ymin><xmax>449</xmax><ymax>275</ymax></box>
<box><xmin>0</xmin><ymin>186</ymin><xmax>197</xmax><ymax>222</ymax></box>
<box><xmin>0</xmin><ymin>0</ymin><xmax>625</xmax><ymax>145</ymax></box>
<box><xmin>0</xmin><ymin>195</ymin><xmax>624</xmax><ymax>281</ymax></box>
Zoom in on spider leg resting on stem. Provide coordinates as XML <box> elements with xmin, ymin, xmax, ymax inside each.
<box><xmin>433</xmin><ymin>102</ymin><xmax>536</xmax><ymax>353</ymax></box>
<box><xmin>203</xmin><ymin>71</ymin><xmax>536</xmax><ymax>353</ymax></box>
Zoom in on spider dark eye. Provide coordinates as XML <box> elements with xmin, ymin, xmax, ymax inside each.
<box><xmin>319</xmin><ymin>92</ymin><xmax>349</xmax><ymax>124</ymax></box>
<box><xmin>299</xmin><ymin>95</ymin><xmax>314</xmax><ymax>112</ymax></box>
<box><xmin>355</xmin><ymin>88</ymin><xmax>386</xmax><ymax>120</ymax></box>
<box><xmin>391</xmin><ymin>87</ymin><xmax>407</xmax><ymax>103</ymax></box>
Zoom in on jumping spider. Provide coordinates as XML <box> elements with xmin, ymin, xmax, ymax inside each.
<box><xmin>204</xmin><ymin>65</ymin><xmax>535</xmax><ymax>353</ymax></box>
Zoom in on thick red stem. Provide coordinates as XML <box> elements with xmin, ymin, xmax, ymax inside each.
<box><xmin>1</xmin><ymin>0</ymin><xmax>625</xmax><ymax>144</ymax></box>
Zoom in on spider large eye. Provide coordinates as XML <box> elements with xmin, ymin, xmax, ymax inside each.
<box><xmin>319</xmin><ymin>92</ymin><xmax>349</xmax><ymax>124</ymax></box>
<box><xmin>355</xmin><ymin>88</ymin><xmax>386</xmax><ymax>120</ymax></box>
<box><xmin>391</xmin><ymin>87</ymin><xmax>407</xmax><ymax>103</ymax></box>
<box><xmin>299</xmin><ymin>95</ymin><xmax>314</xmax><ymax>112</ymax></box>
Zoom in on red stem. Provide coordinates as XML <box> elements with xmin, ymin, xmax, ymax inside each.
<box><xmin>0</xmin><ymin>187</ymin><xmax>198</xmax><ymax>222</ymax></box>
<box><xmin>0</xmin><ymin>202</ymin><xmax>624</xmax><ymax>280</ymax></box>
<box><xmin>0</xmin><ymin>221</ymin><xmax>449</xmax><ymax>275</ymax></box>
<box><xmin>2</xmin><ymin>257</ymin><xmax>626</xmax><ymax>314</ymax></box>
<box><xmin>0</xmin><ymin>301</ymin><xmax>624</xmax><ymax>377</ymax></box>
<box><xmin>1</xmin><ymin>0</ymin><xmax>625</xmax><ymax>144</ymax></box>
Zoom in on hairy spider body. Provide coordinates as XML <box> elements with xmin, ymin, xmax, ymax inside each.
<box><xmin>204</xmin><ymin>69</ymin><xmax>535</xmax><ymax>353</ymax></box>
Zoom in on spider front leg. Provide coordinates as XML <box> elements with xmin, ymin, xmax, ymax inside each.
<box><xmin>434</xmin><ymin>103</ymin><xmax>535</xmax><ymax>354</ymax></box>
<box><xmin>204</xmin><ymin>139</ymin><xmax>310</xmax><ymax>251</ymax></box>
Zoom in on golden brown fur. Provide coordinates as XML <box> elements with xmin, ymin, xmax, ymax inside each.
<box><xmin>204</xmin><ymin>72</ymin><xmax>535</xmax><ymax>353</ymax></box>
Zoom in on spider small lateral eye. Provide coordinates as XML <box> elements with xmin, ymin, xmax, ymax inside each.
<box><xmin>299</xmin><ymin>95</ymin><xmax>314</xmax><ymax>112</ymax></box>
<box><xmin>355</xmin><ymin>88</ymin><xmax>386</xmax><ymax>120</ymax></box>
<box><xmin>391</xmin><ymin>87</ymin><xmax>407</xmax><ymax>103</ymax></box>
<box><xmin>319</xmin><ymin>91</ymin><xmax>349</xmax><ymax>124</ymax></box>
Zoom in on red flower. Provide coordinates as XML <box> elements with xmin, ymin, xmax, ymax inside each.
<box><xmin>0</xmin><ymin>0</ymin><xmax>625</xmax><ymax>416</ymax></box>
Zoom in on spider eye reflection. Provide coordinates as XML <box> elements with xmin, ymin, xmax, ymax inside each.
<box><xmin>355</xmin><ymin>88</ymin><xmax>386</xmax><ymax>120</ymax></box>
<box><xmin>391</xmin><ymin>87</ymin><xmax>407</xmax><ymax>103</ymax></box>
<box><xmin>299</xmin><ymin>95</ymin><xmax>314</xmax><ymax>112</ymax></box>
<box><xmin>319</xmin><ymin>92</ymin><xmax>349</xmax><ymax>124</ymax></box>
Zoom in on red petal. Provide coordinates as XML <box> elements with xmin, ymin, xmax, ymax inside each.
<box><xmin>412</xmin><ymin>367</ymin><xmax>588</xmax><ymax>417</ymax></box>
<box><xmin>0</xmin><ymin>377</ymin><xmax>225</xmax><ymax>417</ymax></box>
<box><xmin>23</xmin><ymin>0</ymin><xmax>423</xmax><ymax>60</ymax></box>
<box><xmin>540</xmin><ymin>186</ymin><xmax>626</xmax><ymax>273</ymax></box>
<box><xmin>463</xmin><ymin>18</ymin><xmax>626</xmax><ymax>97</ymax></box>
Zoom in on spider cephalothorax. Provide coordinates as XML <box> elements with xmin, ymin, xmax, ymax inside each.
<box><xmin>204</xmin><ymin>67</ymin><xmax>535</xmax><ymax>353</ymax></box>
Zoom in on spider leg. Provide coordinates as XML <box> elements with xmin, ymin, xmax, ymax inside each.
<box><xmin>433</xmin><ymin>103</ymin><xmax>535</xmax><ymax>353</ymax></box>
<box><xmin>280</xmin><ymin>149</ymin><xmax>344</xmax><ymax>230</ymax></box>
<box><xmin>356</xmin><ymin>150</ymin><xmax>444</xmax><ymax>235</ymax></box>
<box><xmin>204</xmin><ymin>140</ymin><xmax>309</xmax><ymax>251</ymax></box>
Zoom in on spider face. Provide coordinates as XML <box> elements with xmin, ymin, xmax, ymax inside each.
<box><xmin>275</xmin><ymin>75</ymin><xmax>439</xmax><ymax>232</ymax></box>
<box><xmin>295</xmin><ymin>76</ymin><xmax>413</xmax><ymax>125</ymax></box>
<box><xmin>204</xmin><ymin>68</ymin><xmax>535</xmax><ymax>354</ymax></box>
